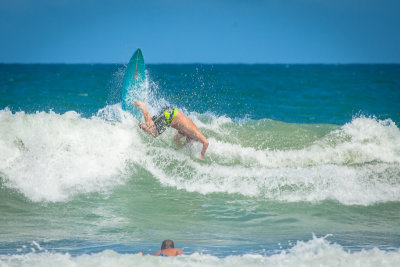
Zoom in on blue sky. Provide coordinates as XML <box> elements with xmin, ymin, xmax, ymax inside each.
<box><xmin>1</xmin><ymin>0</ymin><xmax>399</xmax><ymax>63</ymax></box>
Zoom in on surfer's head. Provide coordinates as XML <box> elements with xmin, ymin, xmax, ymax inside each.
<box><xmin>161</xmin><ymin>240</ymin><xmax>174</xmax><ymax>249</ymax></box>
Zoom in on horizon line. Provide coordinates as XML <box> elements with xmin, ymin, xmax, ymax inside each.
<box><xmin>1</xmin><ymin>62</ymin><xmax>400</xmax><ymax>65</ymax></box>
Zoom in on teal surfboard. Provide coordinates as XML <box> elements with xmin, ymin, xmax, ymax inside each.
<box><xmin>121</xmin><ymin>48</ymin><xmax>146</xmax><ymax>118</ymax></box>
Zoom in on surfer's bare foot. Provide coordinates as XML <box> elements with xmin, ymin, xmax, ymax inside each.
<box><xmin>200</xmin><ymin>141</ymin><xmax>208</xmax><ymax>160</ymax></box>
<box><xmin>134</xmin><ymin>101</ymin><xmax>145</xmax><ymax>110</ymax></box>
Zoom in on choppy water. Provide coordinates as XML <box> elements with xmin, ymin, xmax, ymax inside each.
<box><xmin>1</xmin><ymin>63</ymin><xmax>400</xmax><ymax>266</ymax></box>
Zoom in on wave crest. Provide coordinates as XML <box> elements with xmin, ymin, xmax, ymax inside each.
<box><xmin>1</xmin><ymin>107</ymin><xmax>399</xmax><ymax>205</ymax></box>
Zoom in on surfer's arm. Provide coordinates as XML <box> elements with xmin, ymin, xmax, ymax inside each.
<box><xmin>175</xmin><ymin>248</ymin><xmax>184</xmax><ymax>255</ymax></box>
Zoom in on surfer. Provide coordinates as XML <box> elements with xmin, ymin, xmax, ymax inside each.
<box><xmin>134</xmin><ymin>101</ymin><xmax>209</xmax><ymax>159</ymax></box>
<box><xmin>137</xmin><ymin>239</ymin><xmax>184</xmax><ymax>257</ymax></box>
<box><xmin>154</xmin><ymin>240</ymin><xmax>184</xmax><ymax>257</ymax></box>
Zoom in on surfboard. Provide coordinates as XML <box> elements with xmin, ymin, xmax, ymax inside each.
<box><xmin>121</xmin><ymin>48</ymin><xmax>146</xmax><ymax>118</ymax></box>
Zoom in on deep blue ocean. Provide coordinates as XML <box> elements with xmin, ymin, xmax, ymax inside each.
<box><xmin>1</xmin><ymin>63</ymin><xmax>400</xmax><ymax>266</ymax></box>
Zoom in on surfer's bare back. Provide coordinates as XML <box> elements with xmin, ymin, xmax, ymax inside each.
<box><xmin>134</xmin><ymin>101</ymin><xmax>209</xmax><ymax>160</ymax></box>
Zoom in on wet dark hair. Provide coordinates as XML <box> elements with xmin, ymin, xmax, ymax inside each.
<box><xmin>161</xmin><ymin>240</ymin><xmax>174</xmax><ymax>250</ymax></box>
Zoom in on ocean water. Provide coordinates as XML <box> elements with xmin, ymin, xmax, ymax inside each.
<box><xmin>0</xmin><ymin>63</ymin><xmax>400</xmax><ymax>266</ymax></box>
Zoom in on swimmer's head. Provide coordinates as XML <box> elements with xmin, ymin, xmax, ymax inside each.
<box><xmin>161</xmin><ymin>240</ymin><xmax>174</xmax><ymax>249</ymax></box>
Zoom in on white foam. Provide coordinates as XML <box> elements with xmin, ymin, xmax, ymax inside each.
<box><xmin>1</xmin><ymin>108</ymin><xmax>400</xmax><ymax>205</ymax></box>
<box><xmin>206</xmin><ymin>116</ymin><xmax>400</xmax><ymax>168</ymax></box>
<box><xmin>0</xmin><ymin>108</ymin><xmax>143</xmax><ymax>202</ymax></box>
<box><xmin>1</xmin><ymin>236</ymin><xmax>399</xmax><ymax>267</ymax></box>
<box><xmin>138</xmin><ymin>116</ymin><xmax>400</xmax><ymax>205</ymax></box>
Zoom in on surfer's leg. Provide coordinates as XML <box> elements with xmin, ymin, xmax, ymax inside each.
<box><xmin>185</xmin><ymin>136</ymin><xmax>193</xmax><ymax>145</ymax></box>
<box><xmin>173</xmin><ymin>132</ymin><xmax>186</xmax><ymax>147</ymax></box>
<box><xmin>134</xmin><ymin>101</ymin><xmax>153</xmax><ymax>126</ymax></box>
<box><xmin>171</xmin><ymin>111</ymin><xmax>209</xmax><ymax>159</ymax></box>
<box><xmin>134</xmin><ymin>101</ymin><xmax>158</xmax><ymax>137</ymax></box>
<box><xmin>197</xmin><ymin>135</ymin><xmax>209</xmax><ymax>160</ymax></box>
<box><xmin>188</xmin><ymin>131</ymin><xmax>208</xmax><ymax>160</ymax></box>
